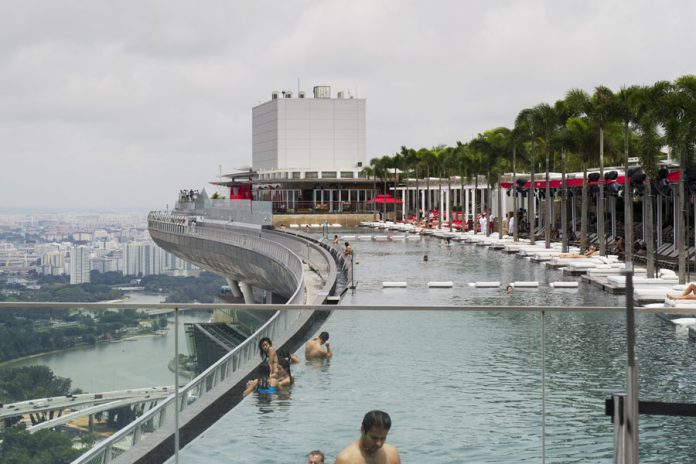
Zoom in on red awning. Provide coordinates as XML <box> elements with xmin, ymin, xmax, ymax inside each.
<box><xmin>500</xmin><ymin>170</ymin><xmax>681</xmax><ymax>189</ymax></box>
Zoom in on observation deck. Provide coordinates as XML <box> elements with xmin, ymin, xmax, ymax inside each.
<box><xmin>72</xmin><ymin>199</ymin><xmax>349</xmax><ymax>464</ymax></box>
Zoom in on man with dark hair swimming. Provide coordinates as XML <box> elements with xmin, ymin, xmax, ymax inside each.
<box><xmin>307</xmin><ymin>449</ymin><xmax>325</xmax><ymax>464</ymax></box>
<box><xmin>336</xmin><ymin>410</ymin><xmax>401</xmax><ymax>464</ymax></box>
<box><xmin>305</xmin><ymin>331</ymin><xmax>332</xmax><ymax>360</ymax></box>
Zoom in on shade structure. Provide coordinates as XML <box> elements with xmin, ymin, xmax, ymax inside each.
<box><xmin>368</xmin><ymin>193</ymin><xmax>403</xmax><ymax>204</ymax></box>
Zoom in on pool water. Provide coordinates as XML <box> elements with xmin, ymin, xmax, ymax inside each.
<box><xmin>172</xmin><ymin>234</ymin><xmax>696</xmax><ymax>463</ymax></box>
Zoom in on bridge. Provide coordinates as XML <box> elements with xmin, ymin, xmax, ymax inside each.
<box><xmin>0</xmin><ymin>386</ymin><xmax>173</xmax><ymax>423</ymax></box>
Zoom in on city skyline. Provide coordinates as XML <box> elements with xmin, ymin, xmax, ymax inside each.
<box><xmin>2</xmin><ymin>0</ymin><xmax>695</xmax><ymax>212</ymax></box>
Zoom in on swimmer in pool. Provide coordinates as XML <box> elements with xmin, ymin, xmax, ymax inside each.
<box><xmin>336</xmin><ymin>410</ymin><xmax>401</xmax><ymax>464</ymax></box>
<box><xmin>305</xmin><ymin>331</ymin><xmax>332</xmax><ymax>360</ymax></box>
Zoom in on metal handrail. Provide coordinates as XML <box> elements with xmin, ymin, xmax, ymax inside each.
<box><xmin>69</xmin><ymin>216</ymin><xmax>335</xmax><ymax>464</ymax></box>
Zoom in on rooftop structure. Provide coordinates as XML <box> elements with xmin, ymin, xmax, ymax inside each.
<box><xmin>252</xmin><ymin>85</ymin><xmax>366</xmax><ymax>174</ymax></box>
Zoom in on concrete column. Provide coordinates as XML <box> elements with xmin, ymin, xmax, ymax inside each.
<box><xmin>88</xmin><ymin>414</ymin><xmax>94</xmax><ymax>433</ymax></box>
<box><xmin>439</xmin><ymin>189</ymin><xmax>444</xmax><ymax>225</ymax></box>
<box><xmin>465</xmin><ymin>188</ymin><xmax>470</xmax><ymax>226</ymax></box>
<box><xmin>657</xmin><ymin>198</ymin><xmax>663</xmax><ymax>247</ymax></box>
<box><xmin>329</xmin><ymin>190</ymin><xmax>334</xmax><ymax>213</ymax></box>
<box><xmin>445</xmin><ymin>189</ymin><xmax>450</xmax><ymax>223</ymax></box>
<box><xmin>239</xmin><ymin>282</ymin><xmax>254</xmax><ymax>304</ymax></box>
<box><xmin>421</xmin><ymin>189</ymin><xmax>426</xmax><ymax>217</ymax></box>
<box><xmin>402</xmin><ymin>187</ymin><xmax>407</xmax><ymax>219</ymax></box>
<box><xmin>225</xmin><ymin>278</ymin><xmax>243</xmax><ymax>298</ymax></box>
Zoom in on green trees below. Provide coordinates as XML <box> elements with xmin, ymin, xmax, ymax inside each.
<box><xmin>0</xmin><ymin>425</ymin><xmax>81</xmax><ymax>464</ymax></box>
<box><xmin>0</xmin><ymin>365</ymin><xmax>73</xmax><ymax>402</ymax></box>
<box><xmin>0</xmin><ymin>282</ymin><xmax>124</xmax><ymax>304</ymax></box>
<box><xmin>141</xmin><ymin>272</ymin><xmax>226</xmax><ymax>303</ymax></box>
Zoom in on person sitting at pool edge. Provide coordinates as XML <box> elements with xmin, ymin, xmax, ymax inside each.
<box><xmin>259</xmin><ymin>337</ymin><xmax>278</xmax><ymax>375</ymax></box>
<box><xmin>336</xmin><ymin>410</ymin><xmax>401</xmax><ymax>464</ymax></box>
<box><xmin>667</xmin><ymin>283</ymin><xmax>696</xmax><ymax>300</ymax></box>
<box><xmin>243</xmin><ymin>363</ymin><xmax>281</xmax><ymax>397</ymax></box>
<box><xmin>305</xmin><ymin>331</ymin><xmax>332</xmax><ymax>360</ymax></box>
<box><xmin>274</xmin><ymin>357</ymin><xmax>294</xmax><ymax>388</ymax></box>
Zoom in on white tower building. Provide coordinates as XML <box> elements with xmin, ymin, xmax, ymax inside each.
<box><xmin>252</xmin><ymin>86</ymin><xmax>366</xmax><ymax>176</ymax></box>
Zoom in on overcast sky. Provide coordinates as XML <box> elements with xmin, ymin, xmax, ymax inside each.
<box><xmin>1</xmin><ymin>0</ymin><xmax>695</xmax><ymax>212</ymax></box>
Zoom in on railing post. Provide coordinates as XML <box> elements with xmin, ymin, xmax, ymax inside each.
<box><xmin>623</xmin><ymin>268</ymin><xmax>639</xmax><ymax>463</ymax></box>
<box><xmin>174</xmin><ymin>306</ymin><xmax>180</xmax><ymax>464</ymax></box>
<box><xmin>612</xmin><ymin>394</ymin><xmax>628</xmax><ymax>464</ymax></box>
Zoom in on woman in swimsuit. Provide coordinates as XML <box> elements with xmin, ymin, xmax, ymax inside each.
<box><xmin>243</xmin><ymin>363</ymin><xmax>281</xmax><ymax>396</ymax></box>
<box><xmin>276</xmin><ymin>349</ymin><xmax>300</xmax><ymax>365</ymax></box>
<box><xmin>259</xmin><ymin>337</ymin><xmax>277</xmax><ymax>375</ymax></box>
<box><xmin>275</xmin><ymin>357</ymin><xmax>294</xmax><ymax>388</ymax></box>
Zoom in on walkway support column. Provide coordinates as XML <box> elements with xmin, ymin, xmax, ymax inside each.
<box><xmin>225</xmin><ymin>279</ymin><xmax>243</xmax><ymax>298</ymax></box>
<box><xmin>239</xmin><ymin>282</ymin><xmax>254</xmax><ymax>304</ymax></box>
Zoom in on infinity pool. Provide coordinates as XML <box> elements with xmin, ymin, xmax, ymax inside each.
<box><xmin>172</xmin><ymin>234</ymin><xmax>696</xmax><ymax>463</ymax></box>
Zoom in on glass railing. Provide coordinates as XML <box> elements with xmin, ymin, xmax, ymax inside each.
<box><xmin>3</xmin><ymin>302</ymin><xmax>693</xmax><ymax>464</ymax></box>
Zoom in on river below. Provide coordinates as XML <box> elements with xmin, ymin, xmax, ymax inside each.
<box><xmin>4</xmin><ymin>292</ymin><xmax>211</xmax><ymax>392</ymax></box>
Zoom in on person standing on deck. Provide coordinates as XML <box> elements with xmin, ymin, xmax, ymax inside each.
<box><xmin>479</xmin><ymin>213</ymin><xmax>489</xmax><ymax>236</ymax></box>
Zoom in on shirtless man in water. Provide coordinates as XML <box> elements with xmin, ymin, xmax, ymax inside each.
<box><xmin>305</xmin><ymin>331</ymin><xmax>332</xmax><ymax>359</ymax></box>
<box><xmin>336</xmin><ymin>410</ymin><xmax>401</xmax><ymax>464</ymax></box>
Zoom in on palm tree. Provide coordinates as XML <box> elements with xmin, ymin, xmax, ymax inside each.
<box><xmin>565</xmin><ymin>90</ymin><xmax>594</xmax><ymax>251</ymax></box>
<box><xmin>441</xmin><ymin>146</ymin><xmax>459</xmax><ymax>231</ymax></box>
<box><xmin>509</xmin><ymin>127</ymin><xmax>526</xmax><ymax>242</ymax></box>
<box><xmin>482</xmin><ymin>127</ymin><xmax>512</xmax><ymax>236</ymax></box>
<box><xmin>369</xmin><ymin>156</ymin><xmax>389</xmax><ymax>220</ymax></box>
<box><xmin>432</xmin><ymin>146</ymin><xmax>447</xmax><ymax>228</ymax></box>
<box><xmin>592</xmin><ymin>87</ymin><xmax>618</xmax><ymax>255</ymax></box>
<box><xmin>467</xmin><ymin>135</ymin><xmax>490</xmax><ymax>234</ymax></box>
<box><xmin>550</xmin><ymin>98</ymin><xmax>580</xmax><ymax>253</ymax></box>
<box><xmin>563</xmin><ymin>111</ymin><xmax>598</xmax><ymax>251</ymax></box>
<box><xmin>418</xmin><ymin>148</ymin><xmax>438</xmax><ymax>220</ymax></box>
<box><xmin>360</xmin><ymin>165</ymin><xmax>377</xmax><ymax>212</ymax></box>
<box><xmin>636</xmin><ymin>106</ymin><xmax>663</xmax><ymax>277</ymax></box>
<box><xmin>515</xmin><ymin>108</ymin><xmax>538</xmax><ymax>244</ymax></box>
<box><xmin>529</xmin><ymin>104</ymin><xmax>559</xmax><ymax>248</ymax></box>
<box><xmin>454</xmin><ymin>142</ymin><xmax>474</xmax><ymax>229</ymax></box>
<box><xmin>565</xmin><ymin>87</ymin><xmax>620</xmax><ymax>255</ymax></box>
<box><xmin>614</xmin><ymin>85</ymin><xmax>646</xmax><ymax>266</ymax></box>
<box><xmin>400</xmin><ymin>146</ymin><xmax>420</xmax><ymax>221</ymax></box>
<box><xmin>655</xmin><ymin>75</ymin><xmax>696</xmax><ymax>283</ymax></box>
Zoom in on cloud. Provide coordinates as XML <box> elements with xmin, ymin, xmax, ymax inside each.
<box><xmin>1</xmin><ymin>0</ymin><xmax>695</xmax><ymax>211</ymax></box>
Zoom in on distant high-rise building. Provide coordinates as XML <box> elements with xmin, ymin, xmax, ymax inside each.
<box><xmin>122</xmin><ymin>241</ymin><xmax>162</xmax><ymax>277</ymax></box>
<box><xmin>69</xmin><ymin>246</ymin><xmax>91</xmax><ymax>284</ymax></box>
